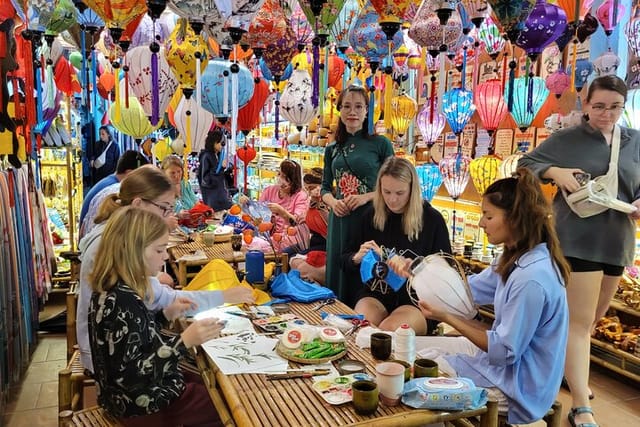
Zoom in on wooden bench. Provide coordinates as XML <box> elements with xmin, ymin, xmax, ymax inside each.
<box><xmin>58</xmin><ymin>407</ymin><xmax>122</xmax><ymax>427</ymax></box>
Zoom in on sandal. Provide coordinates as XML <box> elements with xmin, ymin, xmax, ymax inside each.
<box><xmin>568</xmin><ymin>407</ymin><xmax>599</xmax><ymax>427</ymax></box>
<box><xmin>561</xmin><ymin>377</ymin><xmax>594</xmax><ymax>400</ymax></box>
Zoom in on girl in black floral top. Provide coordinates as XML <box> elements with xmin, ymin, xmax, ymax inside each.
<box><xmin>88</xmin><ymin>207</ymin><xmax>224</xmax><ymax>426</ymax></box>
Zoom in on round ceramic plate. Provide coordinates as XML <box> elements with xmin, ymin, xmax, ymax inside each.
<box><xmin>275</xmin><ymin>342</ymin><xmax>348</xmax><ymax>365</ymax></box>
<box><xmin>422</xmin><ymin>377</ymin><xmax>464</xmax><ymax>390</ymax></box>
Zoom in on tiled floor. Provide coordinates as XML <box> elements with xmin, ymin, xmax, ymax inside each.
<box><xmin>2</xmin><ymin>333</ymin><xmax>639</xmax><ymax>426</ymax></box>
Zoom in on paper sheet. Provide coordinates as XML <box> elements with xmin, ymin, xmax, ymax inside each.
<box><xmin>193</xmin><ymin>306</ymin><xmax>255</xmax><ymax>335</ymax></box>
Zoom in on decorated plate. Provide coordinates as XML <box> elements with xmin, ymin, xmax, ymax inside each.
<box><xmin>275</xmin><ymin>341</ymin><xmax>348</xmax><ymax>365</ymax></box>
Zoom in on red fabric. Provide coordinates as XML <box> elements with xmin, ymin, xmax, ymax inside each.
<box><xmin>119</xmin><ymin>371</ymin><xmax>222</xmax><ymax>427</ymax></box>
<box><xmin>305</xmin><ymin>208</ymin><xmax>328</xmax><ymax>238</ymax></box>
<box><xmin>179</xmin><ymin>201</ymin><xmax>214</xmax><ymax>228</ymax></box>
<box><xmin>306</xmin><ymin>250</ymin><xmax>326</xmax><ymax>268</ymax></box>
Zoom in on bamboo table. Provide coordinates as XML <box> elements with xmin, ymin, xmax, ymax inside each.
<box><xmin>167</xmin><ymin>237</ymin><xmax>287</xmax><ymax>287</ymax></box>
<box><xmin>195</xmin><ymin>300</ymin><xmax>499</xmax><ymax>427</ymax></box>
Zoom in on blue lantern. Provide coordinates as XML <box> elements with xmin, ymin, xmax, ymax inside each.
<box><xmin>504</xmin><ymin>76</ymin><xmax>549</xmax><ymax>132</ymax></box>
<box><xmin>259</xmin><ymin>59</ymin><xmax>293</xmax><ymax>82</ymax></box>
<box><xmin>200</xmin><ymin>59</ymin><xmax>254</xmax><ymax>118</ymax></box>
<box><xmin>566</xmin><ymin>59</ymin><xmax>594</xmax><ymax>92</ymax></box>
<box><xmin>416</xmin><ymin>163</ymin><xmax>443</xmax><ymax>202</ymax></box>
<box><xmin>77</xmin><ymin>8</ymin><xmax>105</xmax><ymax>32</ymax></box>
<box><xmin>442</xmin><ymin>88</ymin><xmax>476</xmax><ymax>135</ymax></box>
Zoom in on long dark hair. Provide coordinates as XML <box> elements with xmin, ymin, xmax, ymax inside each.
<box><xmin>334</xmin><ymin>85</ymin><xmax>371</xmax><ymax>144</ymax></box>
<box><xmin>279</xmin><ymin>159</ymin><xmax>302</xmax><ymax>195</ymax></box>
<box><xmin>484</xmin><ymin>168</ymin><xmax>570</xmax><ymax>284</ymax></box>
<box><xmin>204</xmin><ymin>129</ymin><xmax>225</xmax><ymax>152</ymax></box>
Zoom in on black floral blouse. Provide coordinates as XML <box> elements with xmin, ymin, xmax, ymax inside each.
<box><xmin>88</xmin><ymin>282</ymin><xmax>188</xmax><ymax>418</ymax></box>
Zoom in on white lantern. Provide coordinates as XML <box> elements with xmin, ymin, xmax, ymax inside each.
<box><xmin>279</xmin><ymin>68</ymin><xmax>318</xmax><ymax>131</ymax></box>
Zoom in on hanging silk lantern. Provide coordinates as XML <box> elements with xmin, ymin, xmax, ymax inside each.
<box><xmin>593</xmin><ymin>50</ymin><xmax>620</xmax><ymax>77</ymax></box>
<box><xmin>556</xmin><ymin>0</ymin><xmax>592</xmax><ymax>25</ymax></box>
<box><xmin>82</xmin><ymin>0</ymin><xmax>146</xmax><ymax>41</ymax></box>
<box><xmin>408</xmin><ymin>4</ymin><xmax>462</xmax><ymax>55</ymax></box>
<box><xmin>280</xmin><ymin>69</ymin><xmax>318</xmax><ymax>131</ymax></box>
<box><xmin>246</xmin><ymin>0</ymin><xmax>288</xmax><ymax>49</ymax></box>
<box><xmin>474</xmin><ymin>79</ymin><xmax>508</xmax><ymax>137</ymax></box>
<box><xmin>370</xmin><ymin>0</ymin><xmax>413</xmax><ymax>40</ymax></box>
<box><xmin>173</xmin><ymin>96</ymin><xmax>214</xmax><ymax>152</ymax></box>
<box><xmin>470</xmin><ymin>154</ymin><xmax>502</xmax><ymax>194</ymax></box>
<box><xmin>330</xmin><ymin>0</ymin><xmax>359</xmax><ymax>52</ymax></box>
<box><xmin>262</xmin><ymin>27</ymin><xmax>298</xmax><ymax>83</ymax></box>
<box><xmin>291</xmin><ymin>3</ymin><xmax>315</xmax><ymax>48</ymax></box>
<box><xmin>442</xmin><ymin>88</ymin><xmax>476</xmax><ymax>135</ymax></box>
<box><xmin>504</xmin><ymin>76</ymin><xmax>549</xmax><ymax>132</ymax></box>
<box><xmin>515</xmin><ymin>0</ymin><xmax>567</xmax><ymax>62</ymax></box>
<box><xmin>576</xmin><ymin>12</ymin><xmax>599</xmax><ymax>43</ymax></box>
<box><xmin>110</xmin><ymin>96</ymin><xmax>163</xmax><ymax>139</ymax></box>
<box><xmin>626</xmin><ymin>6</ymin><xmax>640</xmax><ymax>60</ymax></box>
<box><xmin>389</xmin><ymin>91</ymin><xmax>417</xmax><ymax>138</ymax></box>
<box><xmin>126</xmin><ymin>45</ymin><xmax>179</xmax><ymax>125</ymax></box>
<box><xmin>477</xmin><ymin>16</ymin><xmax>505</xmax><ymax>59</ymax></box>
<box><xmin>237</xmin><ymin>78</ymin><xmax>270</xmax><ymax>135</ymax></box>
<box><xmin>46</xmin><ymin>0</ymin><xmax>77</xmax><ymax>35</ymax></box>
<box><xmin>566</xmin><ymin>59</ymin><xmax>593</xmax><ymax>92</ymax></box>
<box><xmin>621</xmin><ymin>89</ymin><xmax>640</xmax><ymax>130</ymax></box>
<box><xmin>350</xmin><ymin>1</ymin><xmax>404</xmax><ymax>68</ymax></box>
<box><xmin>393</xmin><ymin>44</ymin><xmax>409</xmax><ymax>68</ymax></box>
<box><xmin>200</xmin><ymin>59</ymin><xmax>254</xmax><ymax>118</ymax></box>
<box><xmin>165</xmin><ymin>18</ymin><xmax>209</xmax><ymax>98</ymax></box>
<box><xmin>298</xmin><ymin>0</ymin><xmax>346</xmax><ymax>36</ymax></box>
<box><xmin>221</xmin><ymin>0</ymin><xmax>268</xmax><ymax>38</ymax></box>
<box><xmin>130</xmin><ymin>14</ymin><xmax>174</xmax><ymax>48</ymax></box>
<box><xmin>498</xmin><ymin>148</ymin><xmax>525</xmax><ymax>178</ymax></box>
<box><xmin>326</xmin><ymin>54</ymin><xmax>346</xmax><ymax>90</ymax></box>
<box><xmin>168</xmin><ymin>0</ymin><xmax>225</xmax><ymax>45</ymax></box>
<box><xmin>416</xmin><ymin>101</ymin><xmax>446</xmax><ymax>146</ymax></box>
<box><xmin>259</xmin><ymin>60</ymin><xmax>294</xmax><ymax>83</ymax></box>
<box><xmin>488</xmin><ymin>0</ymin><xmax>535</xmax><ymax>42</ymax></box>
<box><xmin>416</xmin><ymin>163</ymin><xmax>443</xmax><ymax>201</ymax></box>
<box><xmin>54</xmin><ymin>58</ymin><xmax>82</xmax><ymax>95</ymax></box>
<box><xmin>545</xmin><ymin>70</ymin><xmax>571</xmax><ymax>98</ymax></box>
<box><xmin>440</xmin><ymin>153</ymin><xmax>471</xmax><ymax>200</ymax></box>
<box><xmin>26</xmin><ymin>0</ymin><xmax>56</xmax><ymax>33</ymax></box>
<box><xmin>596</xmin><ymin>0</ymin><xmax>626</xmax><ymax>36</ymax></box>
<box><xmin>461</xmin><ymin>0</ymin><xmax>490</xmax><ymax>28</ymax></box>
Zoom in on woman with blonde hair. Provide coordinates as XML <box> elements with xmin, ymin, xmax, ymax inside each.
<box><xmin>344</xmin><ymin>157</ymin><xmax>450</xmax><ymax>334</ymax></box>
<box><xmin>77</xmin><ymin>167</ymin><xmax>254</xmax><ymax>373</ymax></box>
<box><xmin>160</xmin><ymin>154</ymin><xmax>199</xmax><ymax>214</ymax></box>
<box><xmin>89</xmin><ymin>207</ymin><xmax>223</xmax><ymax>426</ymax></box>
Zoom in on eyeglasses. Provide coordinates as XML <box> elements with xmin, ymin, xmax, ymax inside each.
<box><xmin>590</xmin><ymin>104</ymin><xmax>624</xmax><ymax>114</ymax></box>
<box><xmin>142</xmin><ymin>199</ymin><xmax>175</xmax><ymax>217</ymax></box>
<box><xmin>340</xmin><ymin>103</ymin><xmax>366</xmax><ymax>112</ymax></box>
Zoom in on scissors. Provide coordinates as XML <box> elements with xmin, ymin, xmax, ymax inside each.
<box><xmin>345</xmin><ymin>319</ymin><xmax>370</xmax><ymax>336</ymax></box>
<box><xmin>312</xmin><ymin>298</ymin><xmax>336</xmax><ymax>311</ymax></box>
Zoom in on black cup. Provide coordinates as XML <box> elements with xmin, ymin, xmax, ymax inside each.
<box><xmin>370</xmin><ymin>332</ymin><xmax>392</xmax><ymax>360</ymax></box>
<box><xmin>351</xmin><ymin>380</ymin><xmax>378</xmax><ymax>415</ymax></box>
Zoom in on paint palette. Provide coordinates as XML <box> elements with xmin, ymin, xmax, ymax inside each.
<box><xmin>252</xmin><ymin>314</ymin><xmax>303</xmax><ymax>333</ymax></box>
<box><xmin>312</xmin><ymin>373</ymin><xmax>373</xmax><ymax>405</ymax></box>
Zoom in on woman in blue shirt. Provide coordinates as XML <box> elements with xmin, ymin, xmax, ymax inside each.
<box><xmin>392</xmin><ymin>168</ymin><xmax>570</xmax><ymax>424</ymax></box>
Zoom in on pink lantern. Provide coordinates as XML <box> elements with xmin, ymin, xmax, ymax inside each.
<box><xmin>416</xmin><ymin>99</ymin><xmax>446</xmax><ymax>146</ymax></box>
<box><xmin>408</xmin><ymin>3</ymin><xmax>462</xmax><ymax>55</ymax></box>
<box><xmin>596</xmin><ymin>0</ymin><xmax>626</xmax><ymax>36</ymax></box>
<box><xmin>474</xmin><ymin>79</ymin><xmax>508</xmax><ymax>138</ymax></box>
<box><xmin>439</xmin><ymin>152</ymin><xmax>471</xmax><ymax>241</ymax></box>
<box><xmin>545</xmin><ymin>70</ymin><xmax>571</xmax><ymax>98</ymax></box>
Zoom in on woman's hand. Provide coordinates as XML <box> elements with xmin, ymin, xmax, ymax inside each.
<box><xmin>630</xmin><ymin>199</ymin><xmax>640</xmax><ymax>220</ymax></box>
<box><xmin>163</xmin><ymin>297</ymin><xmax>197</xmax><ymax>321</ymax></box>
<box><xmin>177</xmin><ymin>209</ymin><xmax>191</xmax><ymax>220</ymax></box>
<box><xmin>165</xmin><ymin>213</ymin><xmax>179</xmax><ymax>231</ymax></box>
<box><xmin>332</xmin><ymin>199</ymin><xmax>350</xmax><ymax>217</ymax></box>
<box><xmin>343</xmin><ymin>194</ymin><xmax>367</xmax><ymax>211</ymax></box>
<box><xmin>352</xmin><ymin>240</ymin><xmax>381</xmax><ymax>264</ymax></box>
<box><xmin>545</xmin><ymin>167</ymin><xmax>585</xmax><ymax>193</ymax></box>
<box><xmin>238</xmin><ymin>194</ymin><xmax>250</xmax><ymax>205</ymax></box>
<box><xmin>388</xmin><ymin>255</ymin><xmax>413</xmax><ymax>278</ymax></box>
<box><xmin>157</xmin><ymin>272</ymin><xmax>175</xmax><ymax>288</ymax></box>
<box><xmin>267</xmin><ymin>202</ymin><xmax>286</xmax><ymax>217</ymax></box>
<box><xmin>181</xmin><ymin>317</ymin><xmax>224</xmax><ymax>348</ymax></box>
<box><xmin>222</xmin><ymin>286</ymin><xmax>256</xmax><ymax>305</ymax></box>
<box><xmin>418</xmin><ymin>300</ymin><xmax>449</xmax><ymax>323</ymax></box>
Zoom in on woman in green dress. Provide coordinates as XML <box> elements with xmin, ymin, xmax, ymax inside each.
<box><xmin>321</xmin><ymin>85</ymin><xmax>394</xmax><ymax>307</ymax></box>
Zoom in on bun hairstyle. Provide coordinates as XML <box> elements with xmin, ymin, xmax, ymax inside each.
<box><xmin>334</xmin><ymin>85</ymin><xmax>371</xmax><ymax>143</ymax></box>
<box><xmin>483</xmin><ymin>167</ymin><xmax>570</xmax><ymax>284</ymax></box>
<box><xmin>303</xmin><ymin>167</ymin><xmax>323</xmax><ymax>186</ymax></box>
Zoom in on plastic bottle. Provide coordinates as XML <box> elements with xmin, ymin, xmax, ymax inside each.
<box><xmin>394</xmin><ymin>324</ymin><xmax>416</xmax><ymax>365</ymax></box>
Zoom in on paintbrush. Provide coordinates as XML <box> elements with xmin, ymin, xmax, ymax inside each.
<box><xmin>265</xmin><ymin>369</ymin><xmax>330</xmax><ymax>381</ymax></box>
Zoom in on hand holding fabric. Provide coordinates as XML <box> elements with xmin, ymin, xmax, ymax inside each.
<box><xmin>181</xmin><ymin>317</ymin><xmax>224</xmax><ymax>348</ymax></box>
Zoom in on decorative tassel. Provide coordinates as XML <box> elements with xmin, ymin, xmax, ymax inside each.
<box><xmin>437</xmin><ymin>52</ymin><xmax>446</xmax><ymax>113</ymax></box>
<box><xmin>367</xmin><ymin>75</ymin><xmax>375</xmax><ymax>134</ymax></box>
<box><xmin>312</xmin><ymin>42</ymin><xmax>319</xmax><ymax>108</ymax></box>
<box><xmin>570</xmin><ymin>40</ymin><xmax>578</xmax><ymax>93</ymax></box>
<box><xmin>429</xmin><ymin>74</ymin><xmax>436</xmax><ymax>123</ymax></box>
<box><xmin>186</xmin><ymin>109</ymin><xmax>193</xmax><ymax>177</ymax></box>
<box><xmin>231</xmin><ymin>67</ymin><xmax>239</xmax><ymax>163</ymax></box>
<box><xmin>196</xmin><ymin>54</ymin><xmax>202</xmax><ymax>105</ymax></box>
<box><xmin>124</xmin><ymin>54</ymin><xmax>129</xmax><ymax>109</ymax></box>
<box><xmin>461</xmin><ymin>47</ymin><xmax>467</xmax><ymax>90</ymax></box>
<box><xmin>320</xmin><ymin>47</ymin><xmax>329</xmax><ymax>126</ymax></box>
<box><xmin>80</xmin><ymin>30</ymin><xmax>87</xmax><ymax>109</ymax></box>
<box><xmin>35</xmin><ymin>65</ymin><xmax>43</xmax><ymax>126</ymax></box>
<box><xmin>46</xmin><ymin>62</ymin><xmax>54</xmax><ymax>107</ymax></box>
<box><xmin>274</xmin><ymin>87</ymin><xmax>281</xmax><ymax>140</ymax></box>
<box><xmin>223</xmin><ymin>69</ymin><xmax>229</xmax><ymax>117</ymax></box>
<box><xmin>384</xmin><ymin>72</ymin><xmax>392</xmax><ymax>134</ymax></box>
<box><xmin>113</xmin><ymin>67</ymin><xmax>121</xmax><ymax>123</ymax></box>
<box><xmin>151</xmin><ymin>50</ymin><xmax>159</xmax><ymax>125</ymax></box>
<box><xmin>501</xmin><ymin>52</ymin><xmax>508</xmax><ymax>93</ymax></box>
<box><xmin>91</xmin><ymin>50</ymin><xmax>98</xmax><ymax>132</ymax></box>
<box><xmin>507</xmin><ymin>58</ymin><xmax>516</xmax><ymax>112</ymax></box>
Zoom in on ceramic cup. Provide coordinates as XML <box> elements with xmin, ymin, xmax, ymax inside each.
<box><xmin>202</xmin><ymin>231</ymin><xmax>216</xmax><ymax>246</ymax></box>
<box><xmin>389</xmin><ymin>359</ymin><xmax>411</xmax><ymax>382</ymax></box>
<box><xmin>351</xmin><ymin>380</ymin><xmax>379</xmax><ymax>415</ymax></box>
<box><xmin>370</xmin><ymin>332</ymin><xmax>392</xmax><ymax>360</ymax></box>
<box><xmin>375</xmin><ymin>362</ymin><xmax>405</xmax><ymax>406</ymax></box>
<box><xmin>413</xmin><ymin>358</ymin><xmax>439</xmax><ymax>378</ymax></box>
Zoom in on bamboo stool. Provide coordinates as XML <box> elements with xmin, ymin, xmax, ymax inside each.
<box><xmin>451</xmin><ymin>400</ymin><xmax>562</xmax><ymax>427</ymax></box>
<box><xmin>66</xmin><ymin>282</ymin><xmax>79</xmax><ymax>361</ymax></box>
<box><xmin>59</xmin><ymin>350</ymin><xmax>94</xmax><ymax>412</ymax></box>
<box><xmin>58</xmin><ymin>406</ymin><xmax>121</xmax><ymax>427</ymax></box>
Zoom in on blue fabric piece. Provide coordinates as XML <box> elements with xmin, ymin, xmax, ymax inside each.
<box><xmin>320</xmin><ymin>312</ymin><xmax>364</xmax><ymax>320</ymax></box>
<box><xmin>270</xmin><ymin>270</ymin><xmax>335</xmax><ymax>303</ymax></box>
<box><xmin>359</xmin><ymin>249</ymin><xmax>407</xmax><ymax>291</ymax></box>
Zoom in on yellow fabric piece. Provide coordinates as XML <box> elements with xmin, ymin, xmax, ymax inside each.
<box><xmin>184</xmin><ymin>259</ymin><xmax>272</xmax><ymax>305</ymax></box>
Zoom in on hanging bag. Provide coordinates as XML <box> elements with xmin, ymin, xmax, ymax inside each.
<box><xmin>94</xmin><ymin>140</ymin><xmax>113</xmax><ymax>169</ymax></box>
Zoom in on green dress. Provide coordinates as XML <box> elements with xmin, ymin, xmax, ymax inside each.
<box><xmin>321</xmin><ymin>131</ymin><xmax>394</xmax><ymax>307</ymax></box>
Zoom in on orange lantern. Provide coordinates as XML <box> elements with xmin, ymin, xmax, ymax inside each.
<box><xmin>245</xmin><ymin>0</ymin><xmax>289</xmax><ymax>49</ymax></box>
<box><xmin>237</xmin><ymin>78</ymin><xmax>270</xmax><ymax>135</ymax></box>
<box><xmin>82</xmin><ymin>0</ymin><xmax>147</xmax><ymax>42</ymax></box>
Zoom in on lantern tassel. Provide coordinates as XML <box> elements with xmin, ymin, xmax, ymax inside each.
<box><xmin>114</xmin><ymin>68</ymin><xmax>121</xmax><ymax>123</ymax></box>
<box><xmin>223</xmin><ymin>69</ymin><xmax>229</xmax><ymax>117</ymax></box>
<box><xmin>384</xmin><ymin>72</ymin><xmax>392</xmax><ymax>135</ymax></box>
<box><xmin>151</xmin><ymin>51</ymin><xmax>159</xmax><ymax>125</ymax></box>
<box><xmin>196</xmin><ymin>55</ymin><xmax>202</xmax><ymax>105</ymax></box>
<box><xmin>274</xmin><ymin>84</ymin><xmax>281</xmax><ymax>140</ymax></box>
<box><xmin>320</xmin><ymin>47</ymin><xmax>328</xmax><ymax>126</ymax></box>
<box><xmin>46</xmin><ymin>61</ymin><xmax>54</xmax><ymax>107</ymax></box>
<box><xmin>437</xmin><ymin>52</ymin><xmax>446</xmax><ymax>113</ymax></box>
<box><xmin>312</xmin><ymin>42</ymin><xmax>320</xmax><ymax>108</ymax></box>
<box><xmin>124</xmin><ymin>54</ymin><xmax>129</xmax><ymax>109</ymax></box>
<box><xmin>570</xmin><ymin>40</ymin><xmax>578</xmax><ymax>92</ymax></box>
<box><xmin>231</xmin><ymin>68</ymin><xmax>239</xmax><ymax>164</ymax></box>
<box><xmin>367</xmin><ymin>76</ymin><xmax>375</xmax><ymax>134</ymax></box>
<box><xmin>35</xmin><ymin>64</ymin><xmax>43</xmax><ymax>126</ymax></box>
<box><xmin>461</xmin><ymin>48</ymin><xmax>467</xmax><ymax>91</ymax></box>
<box><xmin>80</xmin><ymin>29</ymin><xmax>87</xmax><ymax>110</ymax></box>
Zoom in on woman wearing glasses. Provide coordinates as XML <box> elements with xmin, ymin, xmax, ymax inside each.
<box><xmin>519</xmin><ymin>75</ymin><xmax>640</xmax><ymax>427</ymax></box>
<box><xmin>321</xmin><ymin>85</ymin><xmax>394</xmax><ymax>307</ymax></box>
<box><xmin>77</xmin><ymin>167</ymin><xmax>255</xmax><ymax>374</ymax></box>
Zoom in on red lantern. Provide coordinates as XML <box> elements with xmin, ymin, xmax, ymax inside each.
<box><xmin>474</xmin><ymin>79</ymin><xmax>508</xmax><ymax>137</ymax></box>
<box><xmin>326</xmin><ymin>54</ymin><xmax>346</xmax><ymax>90</ymax></box>
<box><xmin>54</xmin><ymin>57</ymin><xmax>82</xmax><ymax>96</ymax></box>
<box><xmin>237</xmin><ymin>78</ymin><xmax>270</xmax><ymax>135</ymax></box>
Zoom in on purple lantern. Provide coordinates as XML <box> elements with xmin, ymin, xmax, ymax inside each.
<box><xmin>439</xmin><ymin>152</ymin><xmax>471</xmax><ymax>241</ymax></box>
<box><xmin>416</xmin><ymin>101</ymin><xmax>446</xmax><ymax>146</ymax></box>
<box><xmin>515</xmin><ymin>0</ymin><xmax>567</xmax><ymax>61</ymax></box>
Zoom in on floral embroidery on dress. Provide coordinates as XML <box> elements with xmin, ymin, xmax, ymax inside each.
<box><xmin>338</xmin><ymin>172</ymin><xmax>362</xmax><ymax>197</ymax></box>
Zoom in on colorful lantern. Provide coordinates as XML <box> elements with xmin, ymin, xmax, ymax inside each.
<box><xmin>389</xmin><ymin>91</ymin><xmax>417</xmax><ymax>138</ymax></box>
<box><xmin>165</xmin><ymin>18</ymin><xmax>209</xmax><ymax>98</ymax></box>
<box><xmin>46</xmin><ymin>0</ymin><xmax>77</xmax><ymax>35</ymax></box>
<box><xmin>221</xmin><ymin>0</ymin><xmax>269</xmax><ymax>36</ymax></box>
<box><xmin>291</xmin><ymin>2</ymin><xmax>315</xmax><ymax>47</ymax></box>
<box><xmin>461</xmin><ymin>0</ymin><xmax>490</xmax><ymax>28</ymax></box>
<box><xmin>470</xmin><ymin>154</ymin><xmax>502</xmax><ymax>194</ymax></box>
<box><xmin>566</xmin><ymin>59</ymin><xmax>593</xmax><ymax>92</ymax></box>
<box><xmin>54</xmin><ymin>58</ymin><xmax>82</xmax><ymax>95</ymax></box>
<box><xmin>168</xmin><ymin>0</ymin><xmax>225</xmax><ymax>43</ymax></box>
<box><xmin>498</xmin><ymin>146</ymin><xmax>526</xmax><ymax>178</ymax></box>
<box><xmin>488</xmin><ymin>0</ymin><xmax>535</xmax><ymax>42</ymax></box>
<box><xmin>262</xmin><ymin>27</ymin><xmax>298</xmax><ymax>83</ymax></box>
<box><xmin>330</xmin><ymin>0</ymin><xmax>360</xmax><ymax>52</ymax></box>
<box><xmin>246</xmin><ymin>0</ymin><xmax>289</xmax><ymax>49</ymax></box>
<box><xmin>515</xmin><ymin>0</ymin><xmax>567</xmax><ymax>61</ymax></box>
<box><xmin>439</xmin><ymin>151</ymin><xmax>471</xmax><ymax>240</ymax></box>
<box><xmin>298</xmin><ymin>0</ymin><xmax>346</xmax><ymax>36</ymax></box>
<box><xmin>82</xmin><ymin>0</ymin><xmax>146</xmax><ymax>40</ymax></box>
<box><xmin>442</xmin><ymin>88</ymin><xmax>476</xmax><ymax>135</ymax></box>
<box><xmin>126</xmin><ymin>45</ymin><xmax>179</xmax><ymax>125</ymax></box>
<box><xmin>556</xmin><ymin>0</ymin><xmax>591</xmax><ymax>24</ymax></box>
<box><xmin>408</xmin><ymin>4</ymin><xmax>462</xmax><ymax>54</ymax></box>
<box><xmin>505</xmin><ymin>76</ymin><xmax>549</xmax><ymax>132</ymax></box>
<box><xmin>26</xmin><ymin>0</ymin><xmax>56</xmax><ymax>33</ymax></box>
<box><xmin>110</xmin><ymin>96</ymin><xmax>163</xmax><ymax>139</ymax></box>
<box><xmin>416</xmin><ymin>101</ymin><xmax>446</xmax><ymax>147</ymax></box>
<box><xmin>621</xmin><ymin>89</ymin><xmax>640</xmax><ymax>130</ymax></box>
<box><xmin>350</xmin><ymin>1</ymin><xmax>404</xmax><ymax>67</ymax></box>
<box><xmin>626</xmin><ymin>6</ymin><xmax>640</xmax><ymax>59</ymax></box>
<box><xmin>545</xmin><ymin>70</ymin><xmax>571</xmax><ymax>98</ymax></box>
<box><xmin>200</xmin><ymin>59</ymin><xmax>254</xmax><ymax>118</ymax></box>
<box><xmin>477</xmin><ymin>16</ymin><xmax>505</xmax><ymax>59</ymax></box>
<box><xmin>593</xmin><ymin>50</ymin><xmax>620</xmax><ymax>76</ymax></box>
<box><xmin>370</xmin><ymin>0</ymin><xmax>413</xmax><ymax>39</ymax></box>
<box><xmin>596</xmin><ymin>0</ymin><xmax>626</xmax><ymax>36</ymax></box>
<box><xmin>173</xmin><ymin>96</ymin><xmax>214</xmax><ymax>152</ymax></box>
<box><xmin>474</xmin><ymin>80</ymin><xmax>508</xmax><ymax>137</ymax></box>
<box><xmin>237</xmin><ymin>78</ymin><xmax>270</xmax><ymax>135</ymax></box>
<box><xmin>280</xmin><ymin>69</ymin><xmax>318</xmax><ymax>131</ymax></box>
<box><xmin>326</xmin><ymin>54</ymin><xmax>346</xmax><ymax>90</ymax></box>
<box><xmin>130</xmin><ymin>13</ymin><xmax>174</xmax><ymax>48</ymax></box>
<box><xmin>416</xmin><ymin>163</ymin><xmax>443</xmax><ymax>201</ymax></box>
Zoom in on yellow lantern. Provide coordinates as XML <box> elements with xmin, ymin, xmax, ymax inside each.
<box><xmin>152</xmin><ymin>137</ymin><xmax>174</xmax><ymax>162</ymax></box>
<box><xmin>291</xmin><ymin>51</ymin><xmax>313</xmax><ymax>73</ymax></box>
<box><xmin>110</xmin><ymin>96</ymin><xmax>163</xmax><ymax>139</ymax></box>
<box><xmin>470</xmin><ymin>154</ymin><xmax>502</xmax><ymax>195</ymax></box>
<box><xmin>389</xmin><ymin>91</ymin><xmax>417</xmax><ymax>138</ymax></box>
<box><xmin>165</xmin><ymin>18</ymin><xmax>209</xmax><ymax>98</ymax></box>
